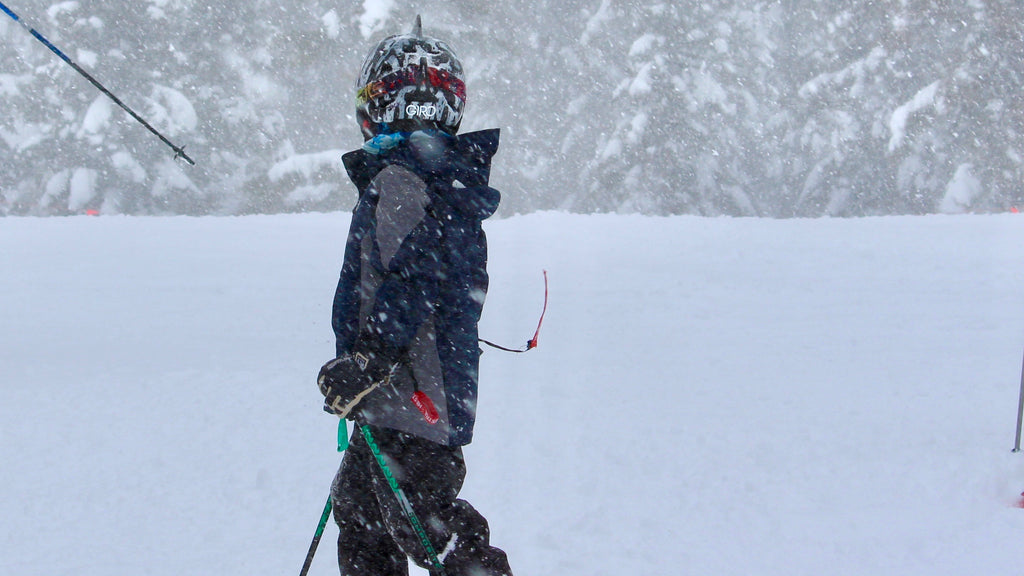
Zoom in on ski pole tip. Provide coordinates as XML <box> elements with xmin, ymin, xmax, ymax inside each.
<box><xmin>173</xmin><ymin>145</ymin><xmax>196</xmax><ymax>166</ymax></box>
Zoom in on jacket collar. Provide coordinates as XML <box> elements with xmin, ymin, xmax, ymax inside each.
<box><xmin>342</xmin><ymin>129</ymin><xmax>501</xmax><ymax>220</ymax></box>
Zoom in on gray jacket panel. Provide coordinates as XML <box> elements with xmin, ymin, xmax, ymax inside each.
<box><xmin>356</xmin><ymin>164</ymin><xmax>450</xmax><ymax>444</ymax></box>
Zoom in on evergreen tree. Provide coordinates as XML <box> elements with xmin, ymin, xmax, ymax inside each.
<box><xmin>0</xmin><ymin>0</ymin><xmax>1021</xmax><ymax>216</ymax></box>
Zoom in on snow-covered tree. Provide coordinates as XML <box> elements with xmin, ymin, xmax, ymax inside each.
<box><xmin>1</xmin><ymin>0</ymin><xmax>1021</xmax><ymax>216</ymax></box>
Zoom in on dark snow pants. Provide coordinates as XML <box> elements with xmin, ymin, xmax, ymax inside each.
<box><xmin>330</xmin><ymin>425</ymin><xmax>512</xmax><ymax>576</ymax></box>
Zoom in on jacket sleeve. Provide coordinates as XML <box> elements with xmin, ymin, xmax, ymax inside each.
<box><xmin>332</xmin><ymin>203</ymin><xmax>369</xmax><ymax>358</ymax></box>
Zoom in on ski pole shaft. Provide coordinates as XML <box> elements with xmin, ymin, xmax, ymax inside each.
<box><xmin>360</xmin><ymin>424</ymin><xmax>448</xmax><ymax>576</ymax></box>
<box><xmin>1014</xmin><ymin>347</ymin><xmax>1024</xmax><ymax>452</ymax></box>
<box><xmin>0</xmin><ymin>0</ymin><xmax>195</xmax><ymax>165</ymax></box>
<box><xmin>297</xmin><ymin>421</ymin><xmax>349</xmax><ymax>575</ymax></box>
<box><xmin>298</xmin><ymin>495</ymin><xmax>333</xmax><ymax>576</ymax></box>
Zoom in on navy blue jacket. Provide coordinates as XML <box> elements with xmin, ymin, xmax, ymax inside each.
<box><xmin>332</xmin><ymin>129</ymin><xmax>500</xmax><ymax>446</ymax></box>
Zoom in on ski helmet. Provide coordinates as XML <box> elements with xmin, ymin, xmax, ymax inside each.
<box><xmin>355</xmin><ymin>16</ymin><xmax>466</xmax><ymax>140</ymax></box>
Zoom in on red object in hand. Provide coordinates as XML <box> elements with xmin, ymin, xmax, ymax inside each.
<box><xmin>411</xmin><ymin>391</ymin><xmax>440</xmax><ymax>424</ymax></box>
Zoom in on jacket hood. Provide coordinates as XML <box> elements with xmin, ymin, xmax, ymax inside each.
<box><xmin>343</xmin><ymin>129</ymin><xmax>500</xmax><ymax>221</ymax></box>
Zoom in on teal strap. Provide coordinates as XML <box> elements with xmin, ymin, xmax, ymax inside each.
<box><xmin>337</xmin><ymin>419</ymin><xmax>349</xmax><ymax>452</ymax></box>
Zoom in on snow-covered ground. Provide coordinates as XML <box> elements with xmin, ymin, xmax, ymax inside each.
<box><xmin>2</xmin><ymin>211</ymin><xmax>1024</xmax><ymax>575</ymax></box>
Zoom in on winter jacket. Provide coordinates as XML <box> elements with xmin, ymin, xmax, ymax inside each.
<box><xmin>332</xmin><ymin>129</ymin><xmax>500</xmax><ymax>446</ymax></box>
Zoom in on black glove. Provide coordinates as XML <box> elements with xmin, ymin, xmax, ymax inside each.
<box><xmin>317</xmin><ymin>351</ymin><xmax>392</xmax><ymax>419</ymax></box>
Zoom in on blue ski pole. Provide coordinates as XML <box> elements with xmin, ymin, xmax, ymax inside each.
<box><xmin>0</xmin><ymin>1</ymin><xmax>195</xmax><ymax>165</ymax></box>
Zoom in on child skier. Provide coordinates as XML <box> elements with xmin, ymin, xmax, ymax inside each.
<box><xmin>316</xmin><ymin>17</ymin><xmax>513</xmax><ymax>576</ymax></box>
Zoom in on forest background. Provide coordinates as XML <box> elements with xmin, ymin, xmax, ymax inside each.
<box><xmin>1</xmin><ymin>0</ymin><xmax>1021</xmax><ymax>217</ymax></box>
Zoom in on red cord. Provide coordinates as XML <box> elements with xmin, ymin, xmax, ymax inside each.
<box><xmin>526</xmin><ymin>270</ymin><xmax>548</xmax><ymax>350</ymax></box>
<box><xmin>478</xmin><ymin>270</ymin><xmax>549</xmax><ymax>353</ymax></box>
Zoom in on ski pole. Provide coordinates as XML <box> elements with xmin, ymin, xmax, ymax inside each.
<box><xmin>0</xmin><ymin>0</ymin><xmax>195</xmax><ymax>165</ymax></box>
<box><xmin>298</xmin><ymin>421</ymin><xmax>348</xmax><ymax>576</ymax></box>
<box><xmin>1014</xmin><ymin>347</ymin><xmax>1024</xmax><ymax>452</ymax></box>
<box><xmin>298</xmin><ymin>495</ymin><xmax>333</xmax><ymax>576</ymax></box>
<box><xmin>360</xmin><ymin>424</ymin><xmax>448</xmax><ymax>576</ymax></box>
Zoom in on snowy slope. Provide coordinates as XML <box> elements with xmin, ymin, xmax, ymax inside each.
<box><xmin>2</xmin><ymin>212</ymin><xmax>1024</xmax><ymax>575</ymax></box>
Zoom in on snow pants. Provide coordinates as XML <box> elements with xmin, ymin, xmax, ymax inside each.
<box><xmin>331</xmin><ymin>425</ymin><xmax>513</xmax><ymax>576</ymax></box>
